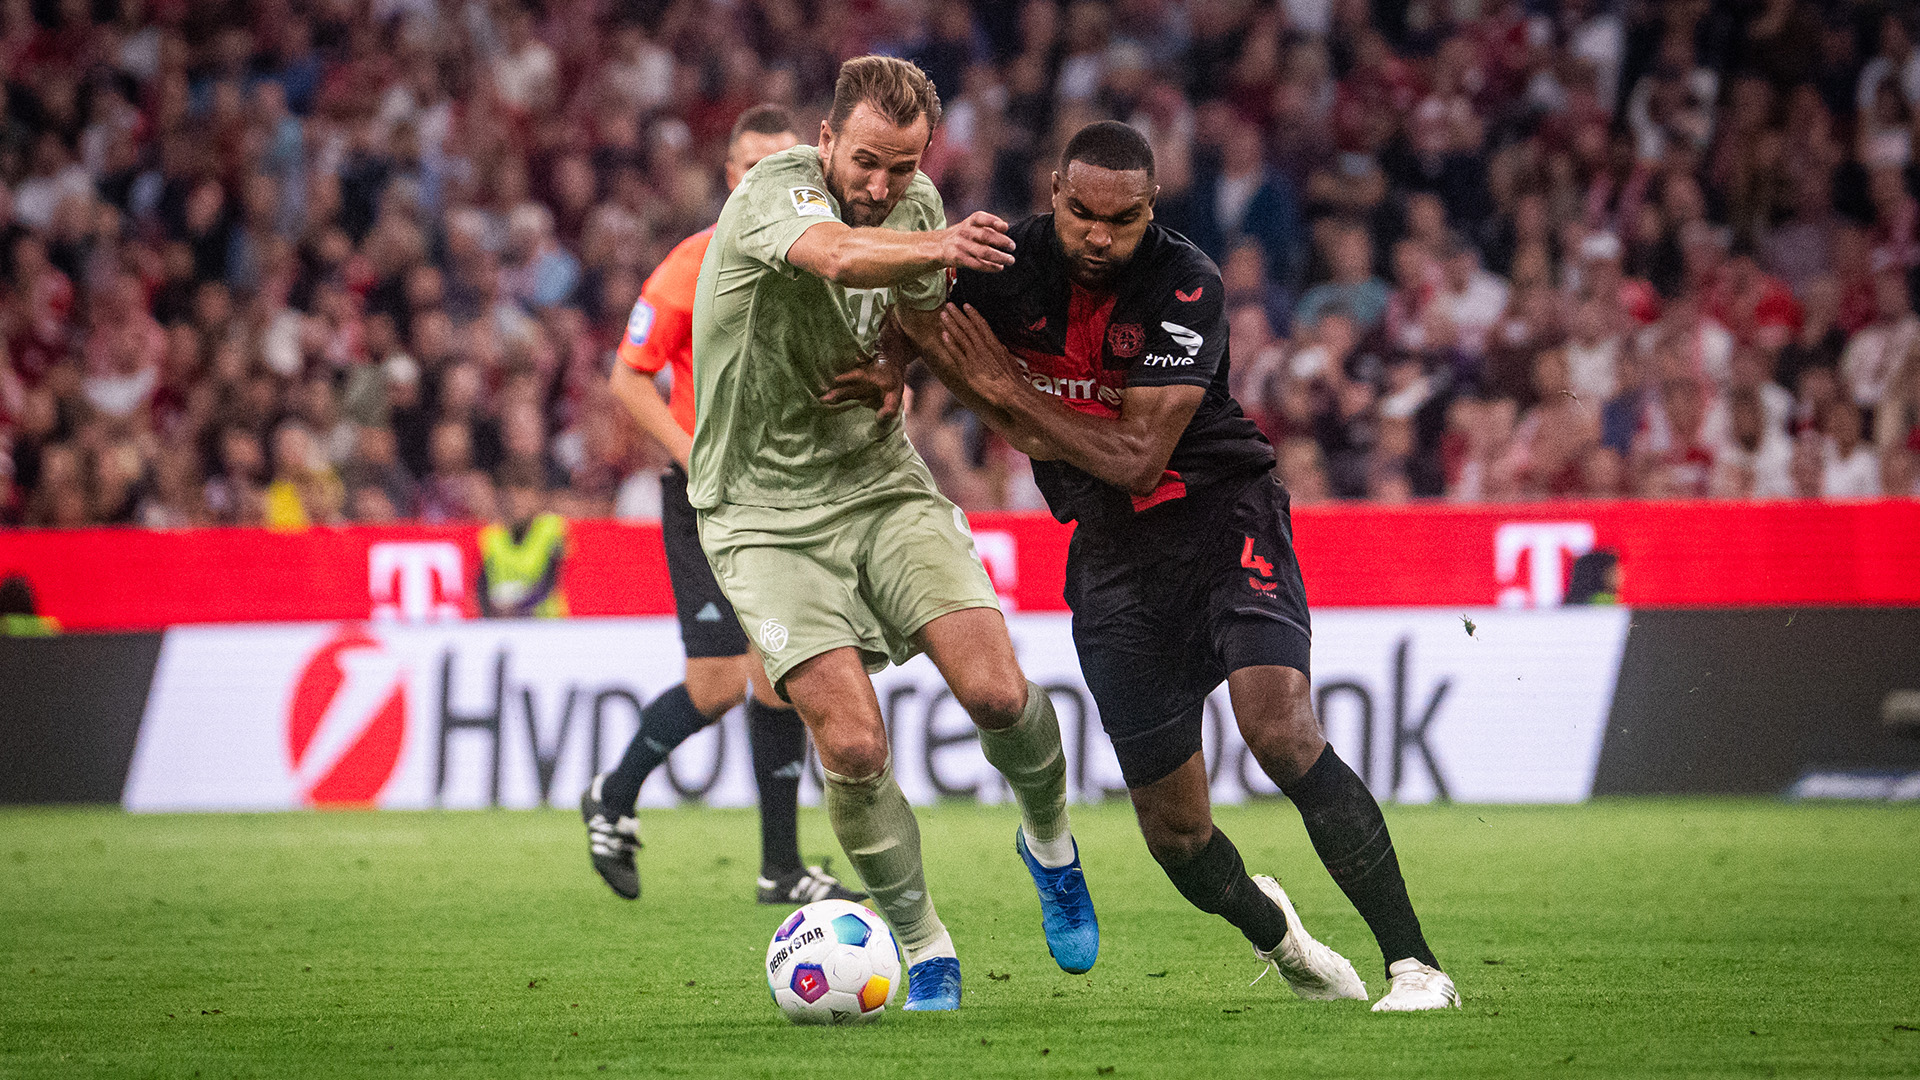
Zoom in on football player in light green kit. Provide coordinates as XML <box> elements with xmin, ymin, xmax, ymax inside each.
<box><xmin>688</xmin><ymin>56</ymin><xmax>1099</xmax><ymax>1011</ymax></box>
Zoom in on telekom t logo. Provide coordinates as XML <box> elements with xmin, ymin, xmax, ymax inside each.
<box><xmin>369</xmin><ymin>542</ymin><xmax>465</xmax><ymax>622</ymax></box>
<box><xmin>1494</xmin><ymin>522</ymin><xmax>1595</xmax><ymax>608</ymax></box>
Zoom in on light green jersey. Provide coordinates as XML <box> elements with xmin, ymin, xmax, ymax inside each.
<box><xmin>687</xmin><ymin>144</ymin><xmax>948</xmax><ymax>510</ymax></box>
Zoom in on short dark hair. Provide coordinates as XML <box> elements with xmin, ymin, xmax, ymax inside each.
<box><xmin>728</xmin><ymin>104</ymin><xmax>795</xmax><ymax>147</ymax></box>
<box><xmin>1061</xmin><ymin>121</ymin><xmax>1155</xmax><ymax>181</ymax></box>
<box><xmin>828</xmin><ymin>56</ymin><xmax>941</xmax><ymax>135</ymax></box>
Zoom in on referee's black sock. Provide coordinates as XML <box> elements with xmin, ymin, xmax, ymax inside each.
<box><xmin>747</xmin><ymin>698</ymin><xmax>806</xmax><ymax>879</ymax></box>
<box><xmin>600</xmin><ymin>684</ymin><xmax>710</xmax><ymax>814</ymax></box>
<box><xmin>1279</xmin><ymin>744</ymin><xmax>1439</xmax><ymax>974</ymax></box>
<box><xmin>1157</xmin><ymin>827</ymin><xmax>1289</xmax><ymax>953</ymax></box>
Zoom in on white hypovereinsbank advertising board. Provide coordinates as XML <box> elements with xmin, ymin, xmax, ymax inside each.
<box><xmin>122</xmin><ymin>610</ymin><xmax>1631</xmax><ymax>812</ymax></box>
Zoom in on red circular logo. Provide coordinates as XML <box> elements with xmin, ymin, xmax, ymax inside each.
<box><xmin>1107</xmin><ymin>323</ymin><xmax>1144</xmax><ymax>358</ymax></box>
<box><xmin>286</xmin><ymin>625</ymin><xmax>409</xmax><ymax>806</ymax></box>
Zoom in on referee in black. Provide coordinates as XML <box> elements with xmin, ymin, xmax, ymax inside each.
<box><xmin>908</xmin><ymin>121</ymin><xmax>1456</xmax><ymax>1011</ymax></box>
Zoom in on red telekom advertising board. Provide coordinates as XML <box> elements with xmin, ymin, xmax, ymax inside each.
<box><xmin>2</xmin><ymin>500</ymin><xmax>1917</xmax><ymax>631</ymax></box>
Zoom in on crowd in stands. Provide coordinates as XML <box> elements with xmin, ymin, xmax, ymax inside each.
<box><xmin>3</xmin><ymin>0</ymin><xmax>1919</xmax><ymax>530</ymax></box>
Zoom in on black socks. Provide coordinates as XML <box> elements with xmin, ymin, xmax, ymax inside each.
<box><xmin>1280</xmin><ymin>744</ymin><xmax>1439</xmax><ymax>973</ymax></box>
<box><xmin>600</xmin><ymin>684</ymin><xmax>710</xmax><ymax>814</ymax></box>
<box><xmin>601</xmin><ymin>686</ymin><xmax>809</xmax><ymax>881</ymax></box>
<box><xmin>747</xmin><ymin>698</ymin><xmax>806</xmax><ymax>879</ymax></box>
<box><xmin>1157</xmin><ymin>827</ymin><xmax>1289</xmax><ymax>953</ymax></box>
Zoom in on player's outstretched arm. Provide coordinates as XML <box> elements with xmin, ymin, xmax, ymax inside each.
<box><xmin>609</xmin><ymin>362</ymin><xmax>693</xmax><ymax>469</ymax></box>
<box><xmin>937</xmin><ymin>303</ymin><xmax>1204</xmax><ymax>496</ymax></box>
<box><xmin>784</xmin><ymin>211</ymin><xmax>1015</xmax><ymax>289</ymax></box>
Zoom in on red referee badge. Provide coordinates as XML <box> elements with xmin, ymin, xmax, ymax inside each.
<box><xmin>1107</xmin><ymin>323</ymin><xmax>1144</xmax><ymax>358</ymax></box>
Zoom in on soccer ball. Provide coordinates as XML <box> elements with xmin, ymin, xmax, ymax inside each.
<box><xmin>765</xmin><ymin>899</ymin><xmax>900</xmax><ymax>1025</ymax></box>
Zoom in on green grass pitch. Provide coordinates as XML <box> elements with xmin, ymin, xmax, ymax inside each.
<box><xmin>3</xmin><ymin>799</ymin><xmax>1917</xmax><ymax>1078</ymax></box>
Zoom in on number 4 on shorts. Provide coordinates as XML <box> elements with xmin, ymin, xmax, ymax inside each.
<box><xmin>1241</xmin><ymin>537</ymin><xmax>1277</xmax><ymax>592</ymax></box>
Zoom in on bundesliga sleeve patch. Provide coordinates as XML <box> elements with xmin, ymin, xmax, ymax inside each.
<box><xmin>789</xmin><ymin>186</ymin><xmax>835</xmax><ymax>218</ymax></box>
<box><xmin>625</xmin><ymin>299</ymin><xmax>656</xmax><ymax>345</ymax></box>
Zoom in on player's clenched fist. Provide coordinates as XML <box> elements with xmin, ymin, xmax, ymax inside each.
<box><xmin>940</xmin><ymin>211</ymin><xmax>1016</xmax><ymax>272</ymax></box>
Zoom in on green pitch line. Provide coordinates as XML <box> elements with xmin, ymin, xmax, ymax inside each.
<box><xmin>2</xmin><ymin>799</ymin><xmax>1917</xmax><ymax>1079</ymax></box>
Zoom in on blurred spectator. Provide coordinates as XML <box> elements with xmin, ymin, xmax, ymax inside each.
<box><xmin>1563</xmin><ymin>299</ymin><xmax>1622</xmax><ymax>406</ymax></box>
<box><xmin>1276</xmin><ymin>437</ymin><xmax>1331</xmax><ymax>506</ymax></box>
<box><xmin>343</xmin><ymin>424</ymin><xmax>419</xmax><ymax>521</ymax></box>
<box><xmin>418</xmin><ymin>420</ymin><xmax>488</xmax><ymax>524</ymax></box>
<box><xmin>1499</xmin><ymin>349</ymin><xmax>1598</xmax><ymax>499</ymax></box>
<box><xmin>1432</xmin><ymin>234</ymin><xmax>1510</xmax><ymax>371</ymax></box>
<box><xmin>1819</xmin><ymin>399</ymin><xmax>1881</xmax><ymax>498</ymax></box>
<box><xmin>1632</xmin><ymin>373</ymin><xmax>1716</xmax><ymax>499</ymax></box>
<box><xmin>1295</xmin><ymin>222</ymin><xmax>1389</xmax><ymax>333</ymax></box>
<box><xmin>1776</xmin><ymin>277</ymin><xmax>1848</xmax><ymax>392</ymax></box>
<box><xmin>1174</xmin><ymin>118</ymin><xmax>1304</xmax><ymax>291</ymax></box>
<box><xmin>1626</xmin><ymin>33</ymin><xmax>1718</xmax><ymax>162</ymax></box>
<box><xmin>502</xmin><ymin>204</ymin><xmax>581</xmax><ymax>312</ymax></box>
<box><xmin>1840</xmin><ymin>273</ymin><xmax>1919</xmax><ymax>414</ymax></box>
<box><xmin>1</xmin><ymin>0</ymin><xmax>1915</xmax><ymax>531</ymax></box>
<box><xmin>1711</xmin><ymin>387</ymin><xmax>1794</xmax><ymax>500</ymax></box>
<box><xmin>264</xmin><ymin>420</ymin><xmax>344</xmax><ymax>529</ymax></box>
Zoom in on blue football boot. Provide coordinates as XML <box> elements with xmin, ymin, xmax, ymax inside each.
<box><xmin>1015</xmin><ymin>829</ymin><xmax>1100</xmax><ymax>974</ymax></box>
<box><xmin>902</xmin><ymin>955</ymin><xmax>962</xmax><ymax>1011</ymax></box>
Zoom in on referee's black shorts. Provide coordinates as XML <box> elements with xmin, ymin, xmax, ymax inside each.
<box><xmin>660</xmin><ymin>465</ymin><xmax>751</xmax><ymax>658</ymax></box>
<box><xmin>1067</xmin><ymin>472</ymin><xmax>1312</xmax><ymax>790</ymax></box>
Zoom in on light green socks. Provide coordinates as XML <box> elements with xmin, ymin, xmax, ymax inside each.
<box><xmin>822</xmin><ymin>758</ymin><xmax>945</xmax><ymax>954</ymax></box>
<box><xmin>977</xmin><ymin>682</ymin><xmax>1073</xmax><ymax>862</ymax></box>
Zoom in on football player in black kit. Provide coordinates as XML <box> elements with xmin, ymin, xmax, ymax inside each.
<box><xmin>903</xmin><ymin>121</ymin><xmax>1456</xmax><ymax>1010</ymax></box>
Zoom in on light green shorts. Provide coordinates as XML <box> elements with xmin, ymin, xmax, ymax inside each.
<box><xmin>697</xmin><ymin>456</ymin><xmax>1001</xmax><ymax>687</ymax></box>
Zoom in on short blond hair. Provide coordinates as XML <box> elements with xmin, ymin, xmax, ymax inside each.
<box><xmin>828</xmin><ymin>55</ymin><xmax>941</xmax><ymax>137</ymax></box>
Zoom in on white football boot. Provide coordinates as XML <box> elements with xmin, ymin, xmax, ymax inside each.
<box><xmin>1249</xmin><ymin>875</ymin><xmax>1369</xmax><ymax>1001</ymax></box>
<box><xmin>1371</xmin><ymin>958</ymin><xmax>1460</xmax><ymax>1011</ymax></box>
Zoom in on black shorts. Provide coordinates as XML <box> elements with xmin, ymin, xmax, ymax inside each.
<box><xmin>661</xmin><ymin>466</ymin><xmax>751</xmax><ymax>659</ymax></box>
<box><xmin>1067</xmin><ymin>472</ymin><xmax>1312</xmax><ymax>789</ymax></box>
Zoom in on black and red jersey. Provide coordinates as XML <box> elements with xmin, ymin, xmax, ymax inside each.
<box><xmin>951</xmin><ymin>216</ymin><xmax>1274</xmax><ymax>532</ymax></box>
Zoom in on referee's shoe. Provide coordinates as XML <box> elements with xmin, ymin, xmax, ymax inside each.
<box><xmin>755</xmin><ymin>863</ymin><xmax>867</xmax><ymax>905</ymax></box>
<box><xmin>1015</xmin><ymin>829</ymin><xmax>1100</xmax><ymax>973</ymax></box>
<box><xmin>580</xmin><ymin>775</ymin><xmax>641</xmax><ymax>899</ymax></box>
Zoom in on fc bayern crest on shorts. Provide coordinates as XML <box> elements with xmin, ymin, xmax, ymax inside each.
<box><xmin>759</xmin><ymin>618</ymin><xmax>789</xmax><ymax>653</ymax></box>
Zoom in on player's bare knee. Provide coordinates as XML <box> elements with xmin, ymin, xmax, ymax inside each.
<box><xmin>1143</xmin><ymin>819</ymin><xmax>1214</xmax><ymax>867</ymax></box>
<box><xmin>1243</xmin><ymin>717</ymin><xmax>1322</xmax><ymax>776</ymax></box>
<box><xmin>957</xmin><ymin>677</ymin><xmax>1029</xmax><ymax>731</ymax></box>
<box><xmin>819</xmin><ymin>734</ymin><xmax>889</xmax><ymax>781</ymax></box>
<box><xmin>1236</xmin><ymin>674</ymin><xmax>1324</xmax><ymax>782</ymax></box>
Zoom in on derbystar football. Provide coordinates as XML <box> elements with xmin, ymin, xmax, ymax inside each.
<box><xmin>765</xmin><ymin>899</ymin><xmax>900</xmax><ymax>1025</ymax></box>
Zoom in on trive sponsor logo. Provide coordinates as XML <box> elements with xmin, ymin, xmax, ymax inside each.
<box><xmin>1140</xmin><ymin>352</ymin><xmax>1193</xmax><ymax>368</ymax></box>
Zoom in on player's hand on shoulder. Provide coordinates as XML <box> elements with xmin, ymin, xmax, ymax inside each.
<box><xmin>940</xmin><ymin>212</ymin><xmax>1016</xmax><ymax>273</ymax></box>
